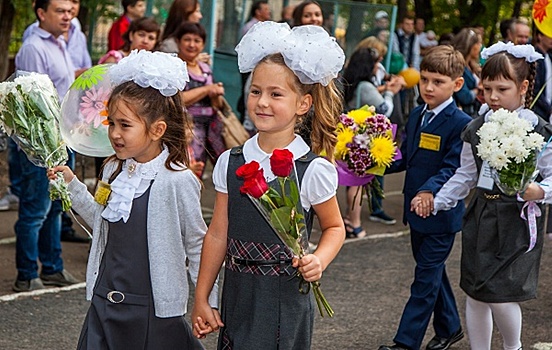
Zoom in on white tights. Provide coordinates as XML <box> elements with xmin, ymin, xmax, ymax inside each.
<box><xmin>465</xmin><ymin>296</ymin><xmax>522</xmax><ymax>350</ymax></box>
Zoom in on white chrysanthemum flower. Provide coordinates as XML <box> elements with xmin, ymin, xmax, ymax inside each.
<box><xmin>525</xmin><ymin>132</ymin><xmax>545</xmax><ymax>150</ymax></box>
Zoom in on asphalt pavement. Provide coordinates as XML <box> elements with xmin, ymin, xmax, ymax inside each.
<box><xmin>1</xmin><ymin>166</ymin><xmax>552</xmax><ymax>350</ymax></box>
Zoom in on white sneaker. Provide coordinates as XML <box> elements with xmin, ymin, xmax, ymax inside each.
<box><xmin>0</xmin><ymin>190</ymin><xmax>19</xmax><ymax>211</ymax></box>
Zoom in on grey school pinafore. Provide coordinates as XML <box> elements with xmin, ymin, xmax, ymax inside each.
<box><xmin>77</xmin><ymin>184</ymin><xmax>203</xmax><ymax>350</ymax></box>
<box><xmin>217</xmin><ymin>147</ymin><xmax>316</xmax><ymax>350</ymax></box>
<box><xmin>460</xmin><ymin>115</ymin><xmax>552</xmax><ymax>303</ymax></box>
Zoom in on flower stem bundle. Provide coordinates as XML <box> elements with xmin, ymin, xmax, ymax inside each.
<box><xmin>0</xmin><ymin>71</ymin><xmax>71</xmax><ymax>210</ymax></box>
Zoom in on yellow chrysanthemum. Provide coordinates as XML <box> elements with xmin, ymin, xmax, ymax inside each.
<box><xmin>370</xmin><ymin>135</ymin><xmax>396</xmax><ymax>167</ymax></box>
<box><xmin>335</xmin><ymin>127</ymin><xmax>355</xmax><ymax>159</ymax></box>
<box><xmin>347</xmin><ymin>109</ymin><xmax>372</xmax><ymax>127</ymax></box>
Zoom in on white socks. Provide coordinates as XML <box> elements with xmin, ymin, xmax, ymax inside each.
<box><xmin>465</xmin><ymin>296</ymin><xmax>522</xmax><ymax>350</ymax></box>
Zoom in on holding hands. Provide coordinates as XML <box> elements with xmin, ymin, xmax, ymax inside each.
<box><xmin>410</xmin><ymin>191</ymin><xmax>434</xmax><ymax>218</ymax></box>
<box><xmin>191</xmin><ymin>302</ymin><xmax>224</xmax><ymax>339</ymax></box>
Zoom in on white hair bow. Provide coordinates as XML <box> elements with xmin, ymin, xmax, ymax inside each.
<box><xmin>481</xmin><ymin>42</ymin><xmax>543</xmax><ymax>63</ymax></box>
<box><xmin>235</xmin><ymin>21</ymin><xmax>345</xmax><ymax>86</ymax></box>
<box><xmin>109</xmin><ymin>50</ymin><xmax>190</xmax><ymax>97</ymax></box>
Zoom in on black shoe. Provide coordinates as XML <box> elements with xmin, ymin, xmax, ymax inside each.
<box><xmin>40</xmin><ymin>269</ymin><xmax>80</xmax><ymax>286</ymax></box>
<box><xmin>426</xmin><ymin>328</ymin><xmax>464</xmax><ymax>350</ymax></box>
<box><xmin>61</xmin><ymin>228</ymin><xmax>91</xmax><ymax>243</ymax></box>
<box><xmin>378</xmin><ymin>345</ymin><xmax>410</xmax><ymax>350</ymax></box>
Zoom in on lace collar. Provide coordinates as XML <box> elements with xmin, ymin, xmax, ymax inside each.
<box><xmin>101</xmin><ymin>146</ymin><xmax>168</xmax><ymax>223</ymax></box>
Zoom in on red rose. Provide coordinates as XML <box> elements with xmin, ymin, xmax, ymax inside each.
<box><xmin>270</xmin><ymin>149</ymin><xmax>294</xmax><ymax>177</ymax></box>
<box><xmin>236</xmin><ymin>161</ymin><xmax>261</xmax><ymax>180</ymax></box>
<box><xmin>240</xmin><ymin>170</ymin><xmax>269</xmax><ymax>198</ymax></box>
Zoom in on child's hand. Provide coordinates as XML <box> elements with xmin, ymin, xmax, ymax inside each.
<box><xmin>191</xmin><ymin>302</ymin><xmax>224</xmax><ymax>339</ymax></box>
<box><xmin>411</xmin><ymin>191</ymin><xmax>434</xmax><ymax>218</ymax></box>
<box><xmin>292</xmin><ymin>254</ymin><xmax>323</xmax><ymax>282</ymax></box>
<box><xmin>521</xmin><ymin>183</ymin><xmax>545</xmax><ymax>201</ymax></box>
<box><xmin>47</xmin><ymin>166</ymin><xmax>75</xmax><ymax>183</ymax></box>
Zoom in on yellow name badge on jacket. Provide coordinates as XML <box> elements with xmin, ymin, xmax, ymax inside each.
<box><xmin>94</xmin><ymin>181</ymin><xmax>111</xmax><ymax>206</ymax></box>
<box><xmin>419</xmin><ymin>132</ymin><xmax>441</xmax><ymax>151</ymax></box>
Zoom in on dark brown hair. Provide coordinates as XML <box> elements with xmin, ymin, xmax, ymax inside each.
<box><xmin>121</xmin><ymin>17</ymin><xmax>161</xmax><ymax>52</ymax></box>
<box><xmin>104</xmin><ymin>81</ymin><xmax>191</xmax><ymax>180</ymax></box>
<box><xmin>481</xmin><ymin>52</ymin><xmax>536</xmax><ymax>108</ymax></box>
<box><xmin>292</xmin><ymin>0</ymin><xmax>322</xmax><ymax>27</ymax></box>
<box><xmin>161</xmin><ymin>0</ymin><xmax>199</xmax><ymax>41</ymax></box>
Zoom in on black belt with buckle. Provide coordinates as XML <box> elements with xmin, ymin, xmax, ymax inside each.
<box><xmin>94</xmin><ymin>285</ymin><xmax>149</xmax><ymax>306</ymax></box>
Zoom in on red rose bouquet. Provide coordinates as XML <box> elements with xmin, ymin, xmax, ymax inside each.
<box><xmin>237</xmin><ymin>149</ymin><xmax>334</xmax><ymax>317</ymax></box>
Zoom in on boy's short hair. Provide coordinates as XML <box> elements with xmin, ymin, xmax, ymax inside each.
<box><xmin>419</xmin><ymin>45</ymin><xmax>465</xmax><ymax>79</ymax></box>
<box><xmin>122</xmin><ymin>0</ymin><xmax>143</xmax><ymax>12</ymax></box>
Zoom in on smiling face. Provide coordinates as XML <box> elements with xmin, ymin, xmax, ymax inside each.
<box><xmin>300</xmin><ymin>3</ymin><xmax>323</xmax><ymax>26</ymax></box>
<box><xmin>107</xmin><ymin>99</ymin><xmax>165</xmax><ymax>163</ymax></box>
<box><xmin>37</xmin><ymin>0</ymin><xmax>73</xmax><ymax>37</ymax></box>
<box><xmin>178</xmin><ymin>33</ymin><xmax>205</xmax><ymax>62</ymax></box>
<box><xmin>129</xmin><ymin>30</ymin><xmax>158</xmax><ymax>51</ymax></box>
<box><xmin>419</xmin><ymin>70</ymin><xmax>463</xmax><ymax>110</ymax></box>
<box><xmin>247</xmin><ymin>61</ymin><xmax>311</xmax><ymax>140</ymax></box>
<box><xmin>482</xmin><ymin>76</ymin><xmax>528</xmax><ymax>112</ymax></box>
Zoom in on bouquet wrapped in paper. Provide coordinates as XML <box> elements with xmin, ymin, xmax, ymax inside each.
<box><xmin>236</xmin><ymin>149</ymin><xmax>334</xmax><ymax>317</ymax></box>
<box><xmin>334</xmin><ymin>105</ymin><xmax>401</xmax><ymax>206</ymax></box>
<box><xmin>476</xmin><ymin>108</ymin><xmax>545</xmax><ymax>196</ymax></box>
<box><xmin>0</xmin><ymin>71</ymin><xmax>71</xmax><ymax>210</ymax></box>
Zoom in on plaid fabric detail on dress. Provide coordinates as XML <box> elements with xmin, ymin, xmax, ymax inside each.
<box><xmin>220</xmin><ymin>328</ymin><xmax>232</xmax><ymax>350</ymax></box>
<box><xmin>225</xmin><ymin>238</ymin><xmax>296</xmax><ymax>276</ymax></box>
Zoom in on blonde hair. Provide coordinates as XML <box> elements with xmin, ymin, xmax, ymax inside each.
<box><xmin>354</xmin><ymin>36</ymin><xmax>387</xmax><ymax>57</ymax></box>
<box><xmin>253</xmin><ymin>53</ymin><xmax>343</xmax><ymax>161</ymax></box>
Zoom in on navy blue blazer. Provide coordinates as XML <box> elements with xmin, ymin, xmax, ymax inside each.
<box><xmin>388</xmin><ymin>101</ymin><xmax>471</xmax><ymax>234</ymax></box>
<box><xmin>532</xmin><ymin>45</ymin><xmax>552</xmax><ymax>121</ymax></box>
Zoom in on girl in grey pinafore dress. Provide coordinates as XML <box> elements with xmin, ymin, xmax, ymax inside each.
<box><xmin>460</xmin><ymin>116</ymin><xmax>552</xmax><ymax>303</ymax></box>
<box><xmin>217</xmin><ymin>147</ymin><xmax>316</xmax><ymax>350</ymax></box>
<box><xmin>77</xmin><ymin>184</ymin><xmax>203</xmax><ymax>350</ymax></box>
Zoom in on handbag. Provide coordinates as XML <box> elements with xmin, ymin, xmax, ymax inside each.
<box><xmin>216</xmin><ymin>97</ymin><xmax>250</xmax><ymax>148</ymax></box>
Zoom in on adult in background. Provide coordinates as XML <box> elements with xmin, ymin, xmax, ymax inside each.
<box><xmin>157</xmin><ymin>0</ymin><xmax>203</xmax><ymax>54</ymax></box>
<box><xmin>12</xmin><ymin>0</ymin><xmax>80</xmax><ymax>292</ymax></box>
<box><xmin>177</xmin><ymin>22</ymin><xmax>225</xmax><ymax>176</ymax></box>
<box><xmin>393</xmin><ymin>15</ymin><xmax>420</xmax><ymax>70</ymax></box>
<box><xmin>241</xmin><ymin>0</ymin><xmax>271</xmax><ymax>36</ymax></box>
<box><xmin>451</xmin><ymin>28</ymin><xmax>483</xmax><ymax>117</ymax></box>
<box><xmin>500</xmin><ymin>18</ymin><xmax>516</xmax><ymax>43</ymax></box>
<box><xmin>107</xmin><ymin>0</ymin><xmax>146</xmax><ymax>51</ymax></box>
<box><xmin>514</xmin><ymin>18</ymin><xmax>531</xmax><ymax>44</ymax></box>
<box><xmin>532</xmin><ymin>25</ymin><xmax>552</xmax><ymax>242</ymax></box>
<box><xmin>237</xmin><ymin>0</ymin><xmax>271</xmax><ymax>121</ymax></box>
<box><xmin>365</xmin><ymin>10</ymin><xmax>390</xmax><ymax>40</ymax></box>
<box><xmin>292</xmin><ymin>0</ymin><xmax>323</xmax><ymax>27</ymax></box>
<box><xmin>341</xmin><ymin>47</ymin><xmax>403</xmax><ymax>238</ymax></box>
<box><xmin>532</xmin><ymin>25</ymin><xmax>552</xmax><ymax>121</ymax></box>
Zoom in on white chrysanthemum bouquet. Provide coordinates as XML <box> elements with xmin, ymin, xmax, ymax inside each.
<box><xmin>477</xmin><ymin>108</ymin><xmax>545</xmax><ymax>195</ymax></box>
<box><xmin>0</xmin><ymin>71</ymin><xmax>71</xmax><ymax>210</ymax></box>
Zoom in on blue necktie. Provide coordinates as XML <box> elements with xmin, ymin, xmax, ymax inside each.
<box><xmin>421</xmin><ymin>110</ymin><xmax>434</xmax><ymax>129</ymax></box>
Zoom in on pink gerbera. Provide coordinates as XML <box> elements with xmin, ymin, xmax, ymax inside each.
<box><xmin>79</xmin><ymin>86</ymin><xmax>110</xmax><ymax>128</ymax></box>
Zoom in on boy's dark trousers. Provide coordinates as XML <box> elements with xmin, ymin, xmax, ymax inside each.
<box><xmin>393</xmin><ymin>229</ymin><xmax>460</xmax><ymax>350</ymax></box>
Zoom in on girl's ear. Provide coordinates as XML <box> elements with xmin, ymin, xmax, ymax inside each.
<box><xmin>520</xmin><ymin>79</ymin><xmax>529</xmax><ymax>96</ymax></box>
<box><xmin>296</xmin><ymin>94</ymin><xmax>313</xmax><ymax>116</ymax></box>
<box><xmin>149</xmin><ymin>120</ymin><xmax>167</xmax><ymax>141</ymax></box>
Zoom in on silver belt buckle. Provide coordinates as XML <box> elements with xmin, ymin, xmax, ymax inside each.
<box><xmin>107</xmin><ymin>290</ymin><xmax>125</xmax><ymax>303</ymax></box>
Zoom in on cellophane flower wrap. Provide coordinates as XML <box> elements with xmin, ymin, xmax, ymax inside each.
<box><xmin>236</xmin><ymin>149</ymin><xmax>334</xmax><ymax>317</ymax></box>
<box><xmin>476</xmin><ymin>108</ymin><xmax>545</xmax><ymax>196</ymax></box>
<box><xmin>0</xmin><ymin>71</ymin><xmax>71</xmax><ymax>210</ymax></box>
<box><xmin>334</xmin><ymin>105</ymin><xmax>400</xmax><ymax>206</ymax></box>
